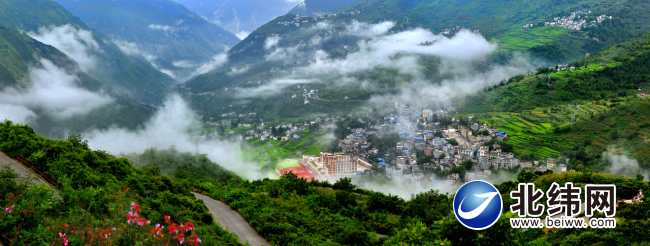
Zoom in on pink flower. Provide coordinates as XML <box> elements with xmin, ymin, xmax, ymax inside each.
<box><xmin>182</xmin><ymin>222</ymin><xmax>195</xmax><ymax>232</ymax></box>
<box><xmin>164</xmin><ymin>215</ymin><xmax>171</xmax><ymax>225</ymax></box>
<box><xmin>5</xmin><ymin>205</ymin><xmax>14</xmax><ymax>213</ymax></box>
<box><xmin>63</xmin><ymin>223</ymin><xmax>69</xmax><ymax>229</ymax></box>
<box><xmin>112</xmin><ymin>227</ymin><xmax>116</xmax><ymax>231</ymax></box>
<box><xmin>188</xmin><ymin>235</ymin><xmax>202</xmax><ymax>246</ymax></box>
<box><xmin>174</xmin><ymin>234</ymin><xmax>185</xmax><ymax>244</ymax></box>
<box><xmin>59</xmin><ymin>232</ymin><xmax>66</xmax><ymax>238</ymax></box>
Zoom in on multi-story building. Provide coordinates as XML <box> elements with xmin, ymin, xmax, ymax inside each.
<box><xmin>320</xmin><ymin>152</ymin><xmax>358</xmax><ymax>176</ymax></box>
<box><xmin>423</xmin><ymin>109</ymin><xmax>434</xmax><ymax>118</ymax></box>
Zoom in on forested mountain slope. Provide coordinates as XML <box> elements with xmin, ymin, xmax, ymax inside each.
<box><xmin>0</xmin><ymin>0</ymin><xmax>174</xmax><ymax>103</ymax></box>
<box><xmin>170</xmin><ymin>0</ymin><xmax>298</xmax><ymax>37</ymax></box>
<box><xmin>459</xmin><ymin>33</ymin><xmax>650</xmax><ymax>113</ymax></box>
<box><xmin>0</xmin><ymin>27</ymin><xmax>160</xmax><ymax>138</ymax></box>
<box><xmin>56</xmin><ymin>0</ymin><xmax>240</xmax><ymax>68</ymax></box>
<box><xmin>181</xmin><ymin>0</ymin><xmax>650</xmax><ymax>122</ymax></box>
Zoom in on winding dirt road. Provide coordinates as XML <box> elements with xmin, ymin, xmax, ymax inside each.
<box><xmin>193</xmin><ymin>193</ymin><xmax>270</xmax><ymax>246</ymax></box>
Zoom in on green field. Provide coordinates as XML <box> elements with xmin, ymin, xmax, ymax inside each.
<box><xmin>497</xmin><ymin>26</ymin><xmax>572</xmax><ymax>51</ymax></box>
<box><xmin>241</xmin><ymin>131</ymin><xmax>329</xmax><ymax>175</ymax></box>
<box><xmin>276</xmin><ymin>159</ymin><xmax>301</xmax><ymax>170</ymax></box>
<box><xmin>475</xmin><ymin>103</ymin><xmax>608</xmax><ymax>159</ymax></box>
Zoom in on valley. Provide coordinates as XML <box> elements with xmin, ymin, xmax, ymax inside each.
<box><xmin>2</xmin><ymin>0</ymin><xmax>650</xmax><ymax>245</ymax></box>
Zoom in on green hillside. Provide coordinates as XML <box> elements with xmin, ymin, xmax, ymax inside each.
<box><xmin>0</xmin><ymin>0</ymin><xmax>174</xmax><ymax>103</ymax></box>
<box><xmin>459</xmin><ymin>33</ymin><xmax>650</xmax><ymax>113</ymax></box>
<box><xmin>56</xmin><ymin>0</ymin><xmax>240</xmax><ymax>65</ymax></box>
<box><xmin>0</xmin><ymin>120</ymin><xmax>243</xmax><ymax>245</ymax></box>
<box><xmin>453</xmin><ymin>33</ymin><xmax>650</xmax><ymax>170</ymax></box>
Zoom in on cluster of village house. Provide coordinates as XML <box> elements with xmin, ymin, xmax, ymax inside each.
<box><xmin>299</xmin><ymin>103</ymin><xmax>571</xmax><ymax>182</ymax></box>
<box><xmin>540</xmin><ymin>11</ymin><xmax>612</xmax><ymax>31</ymax></box>
<box><xmin>440</xmin><ymin>26</ymin><xmax>480</xmax><ymax>36</ymax></box>
<box><xmin>276</xmin><ymin>9</ymin><xmax>363</xmax><ymax>27</ymax></box>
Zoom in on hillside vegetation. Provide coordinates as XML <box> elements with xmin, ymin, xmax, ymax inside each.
<box><xmin>0</xmin><ymin>120</ymin><xmax>243</xmax><ymax>245</ymax></box>
<box><xmin>460</xmin><ymin>33</ymin><xmax>650</xmax><ymax>113</ymax></box>
<box><xmin>454</xmin><ymin>34</ymin><xmax>650</xmax><ymax>172</ymax></box>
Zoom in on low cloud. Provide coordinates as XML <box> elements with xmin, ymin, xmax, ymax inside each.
<box><xmin>605</xmin><ymin>152</ymin><xmax>649</xmax><ymax>180</ymax></box>
<box><xmin>344</xmin><ymin>20</ymin><xmax>395</xmax><ymax>37</ymax></box>
<box><xmin>83</xmin><ymin>94</ymin><xmax>266</xmax><ymax>179</ymax></box>
<box><xmin>0</xmin><ymin>104</ymin><xmax>36</xmax><ymax>124</ymax></box>
<box><xmin>265</xmin><ymin>45</ymin><xmax>301</xmax><ymax>61</ymax></box>
<box><xmin>194</xmin><ymin>54</ymin><xmax>228</xmax><ymax>76</ymax></box>
<box><xmin>148</xmin><ymin>24</ymin><xmax>175</xmax><ymax>32</ymax></box>
<box><xmin>264</xmin><ymin>35</ymin><xmax>282</xmax><ymax>50</ymax></box>
<box><xmin>113</xmin><ymin>40</ymin><xmax>177</xmax><ymax>79</ymax></box>
<box><xmin>172</xmin><ymin>60</ymin><xmax>196</xmax><ymax>68</ymax></box>
<box><xmin>237</xmin><ymin>79</ymin><xmax>317</xmax><ymax>98</ymax></box>
<box><xmin>303</xmin><ymin>29</ymin><xmax>498</xmax><ymax>78</ymax></box>
<box><xmin>227</xmin><ymin>66</ymin><xmax>250</xmax><ymax>76</ymax></box>
<box><xmin>235</xmin><ymin>31</ymin><xmax>250</xmax><ymax>40</ymax></box>
<box><xmin>27</xmin><ymin>25</ymin><xmax>101</xmax><ymax>73</ymax></box>
<box><xmin>252</xmin><ymin>25</ymin><xmax>531</xmax><ymax>108</ymax></box>
<box><xmin>0</xmin><ymin>59</ymin><xmax>112</xmax><ymax>121</ymax></box>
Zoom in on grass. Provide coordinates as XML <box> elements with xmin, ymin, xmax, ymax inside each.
<box><xmin>497</xmin><ymin>26</ymin><xmax>572</xmax><ymax>51</ymax></box>
<box><xmin>276</xmin><ymin>159</ymin><xmax>301</xmax><ymax>170</ymax></box>
<box><xmin>240</xmin><ymin>131</ymin><xmax>330</xmax><ymax>175</ymax></box>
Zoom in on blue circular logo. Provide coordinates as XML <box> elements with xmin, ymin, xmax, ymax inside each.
<box><xmin>453</xmin><ymin>180</ymin><xmax>503</xmax><ymax>230</ymax></box>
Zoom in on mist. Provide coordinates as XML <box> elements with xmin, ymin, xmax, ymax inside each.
<box><xmin>605</xmin><ymin>152</ymin><xmax>650</xmax><ymax>180</ymax></box>
<box><xmin>82</xmin><ymin>94</ymin><xmax>266</xmax><ymax>180</ymax></box>
<box><xmin>27</xmin><ymin>25</ymin><xmax>101</xmax><ymax>73</ymax></box>
<box><xmin>0</xmin><ymin>59</ymin><xmax>112</xmax><ymax>122</ymax></box>
<box><xmin>254</xmin><ymin>23</ymin><xmax>531</xmax><ymax>105</ymax></box>
<box><xmin>194</xmin><ymin>54</ymin><xmax>228</xmax><ymax>76</ymax></box>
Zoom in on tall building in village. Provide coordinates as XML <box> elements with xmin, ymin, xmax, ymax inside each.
<box><xmin>423</xmin><ymin>109</ymin><xmax>434</xmax><ymax>118</ymax></box>
<box><xmin>320</xmin><ymin>152</ymin><xmax>358</xmax><ymax>176</ymax></box>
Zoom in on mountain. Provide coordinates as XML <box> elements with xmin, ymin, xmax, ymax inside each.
<box><xmin>288</xmin><ymin>0</ymin><xmax>364</xmax><ymax>16</ymax></box>
<box><xmin>170</xmin><ymin>0</ymin><xmax>298</xmax><ymax>38</ymax></box>
<box><xmin>459</xmin><ymin>32</ymin><xmax>650</xmax><ymax>113</ymax></box>
<box><xmin>55</xmin><ymin>0</ymin><xmax>241</xmax><ymax>79</ymax></box>
<box><xmin>0</xmin><ymin>27</ymin><xmax>158</xmax><ymax>138</ymax></box>
<box><xmin>0</xmin><ymin>0</ymin><xmax>174</xmax><ymax>103</ymax></box>
<box><xmin>180</xmin><ymin>0</ymin><xmax>650</xmax><ymax>122</ymax></box>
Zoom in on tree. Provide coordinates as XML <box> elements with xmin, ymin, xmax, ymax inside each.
<box><xmin>446</xmin><ymin>138</ymin><xmax>459</xmax><ymax>146</ymax></box>
<box><xmin>333</xmin><ymin>177</ymin><xmax>357</xmax><ymax>192</ymax></box>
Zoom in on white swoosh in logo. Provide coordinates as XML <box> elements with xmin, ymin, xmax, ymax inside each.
<box><xmin>458</xmin><ymin>192</ymin><xmax>498</xmax><ymax>219</ymax></box>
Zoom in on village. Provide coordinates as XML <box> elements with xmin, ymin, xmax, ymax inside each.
<box><xmin>540</xmin><ymin>10</ymin><xmax>612</xmax><ymax>31</ymax></box>
<box><xmin>269</xmin><ymin>101</ymin><xmax>574</xmax><ymax>185</ymax></box>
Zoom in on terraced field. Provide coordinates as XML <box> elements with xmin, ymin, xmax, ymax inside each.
<box><xmin>476</xmin><ymin>104</ymin><xmax>607</xmax><ymax>159</ymax></box>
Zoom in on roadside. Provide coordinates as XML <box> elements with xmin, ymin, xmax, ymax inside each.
<box><xmin>193</xmin><ymin>193</ymin><xmax>270</xmax><ymax>246</ymax></box>
<box><xmin>0</xmin><ymin>151</ymin><xmax>47</xmax><ymax>186</ymax></box>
